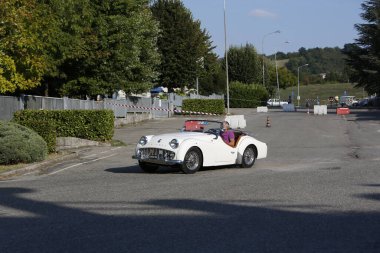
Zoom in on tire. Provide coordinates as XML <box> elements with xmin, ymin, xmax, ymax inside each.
<box><xmin>139</xmin><ymin>161</ymin><xmax>159</xmax><ymax>173</ymax></box>
<box><xmin>181</xmin><ymin>148</ymin><xmax>203</xmax><ymax>174</ymax></box>
<box><xmin>241</xmin><ymin>145</ymin><xmax>256</xmax><ymax>168</ymax></box>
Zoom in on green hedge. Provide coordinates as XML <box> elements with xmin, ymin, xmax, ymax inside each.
<box><xmin>13</xmin><ymin>110</ymin><xmax>114</xmax><ymax>151</ymax></box>
<box><xmin>182</xmin><ymin>99</ymin><xmax>225</xmax><ymax>114</ymax></box>
<box><xmin>0</xmin><ymin>121</ymin><xmax>47</xmax><ymax>165</ymax></box>
<box><xmin>229</xmin><ymin>81</ymin><xmax>269</xmax><ymax>108</ymax></box>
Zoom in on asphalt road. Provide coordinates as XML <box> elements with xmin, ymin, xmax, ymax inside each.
<box><xmin>1</xmin><ymin>109</ymin><xmax>380</xmax><ymax>253</ymax></box>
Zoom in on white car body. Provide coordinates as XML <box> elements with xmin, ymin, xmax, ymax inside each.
<box><xmin>267</xmin><ymin>99</ymin><xmax>288</xmax><ymax>107</ymax></box>
<box><xmin>133</xmin><ymin>120</ymin><xmax>267</xmax><ymax>173</ymax></box>
<box><xmin>339</xmin><ymin>96</ymin><xmax>358</xmax><ymax>106</ymax></box>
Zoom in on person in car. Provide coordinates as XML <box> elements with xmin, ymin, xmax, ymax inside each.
<box><xmin>221</xmin><ymin>121</ymin><xmax>235</xmax><ymax>147</ymax></box>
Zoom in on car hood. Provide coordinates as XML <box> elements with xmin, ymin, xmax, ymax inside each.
<box><xmin>141</xmin><ymin>132</ymin><xmax>215</xmax><ymax>149</ymax></box>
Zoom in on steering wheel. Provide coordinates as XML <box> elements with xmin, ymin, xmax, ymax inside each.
<box><xmin>205</xmin><ymin>128</ymin><xmax>221</xmax><ymax>138</ymax></box>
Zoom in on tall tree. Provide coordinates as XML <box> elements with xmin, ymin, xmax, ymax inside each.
<box><xmin>199</xmin><ymin>57</ymin><xmax>226</xmax><ymax>95</ymax></box>
<box><xmin>0</xmin><ymin>0</ymin><xmax>50</xmax><ymax>94</ymax></box>
<box><xmin>226</xmin><ymin>44</ymin><xmax>261</xmax><ymax>84</ymax></box>
<box><xmin>151</xmin><ymin>0</ymin><xmax>216</xmax><ymax>90</ymax></box>
<box><xmin>56</xmin><ymin>0</ymin><xmax>160</xmax><ymax>98</ymax></box>
<box><xmin>37</xmin><ymin>0</ymin><xmax>95</xmax><ymax>97</ymax></box>
<box><xmin>343</xmin><ymin>0</ymin><xmax>380</xmax><ymax>94</ymax></box>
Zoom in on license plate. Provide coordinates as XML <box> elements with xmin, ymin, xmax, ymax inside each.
<box><xmin>149</xmin><ymin>149</ymin><xmax>158</xmax><ymax>159</ymax></box>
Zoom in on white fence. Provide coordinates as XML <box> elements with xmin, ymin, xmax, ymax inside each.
<box><xmin>0</xmin><ymin>96</ymin><xmax>23</xmax><ymax>121</ymax></box>
<box><xmin>0</xmin><ymin>93</ymin><xmax>223</xmax><ymax>121</ymax></box>
<box><xmin>0</xmin><ymin>95</ymin><xmax>171</xmax><ymax>120</ymax></box>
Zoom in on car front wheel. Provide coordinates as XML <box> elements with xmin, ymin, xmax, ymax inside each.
<box><xmin>241</xmin><ymin>145</ymin><xmax>256</xmax><ymax>168</ymax></box>
<box><xmin>181</xmin><ymin>148</ymin><xmax>202</xmax><ymax>174</ymax></box>
<box><xmin>139</xmin><ymin>161</ymin><xmax>159</xmax><ymax>173</ymax></box>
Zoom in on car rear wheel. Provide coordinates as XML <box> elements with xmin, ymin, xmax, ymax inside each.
<box><xmin>241</xmin><ymin>145</ymin><xmax>256</xmax><ymax>168</ymax></box>
<box><xmin>139</xmin><ymin>161</ymin><xmax>159</xmax><ymax>173</ymax></box>
<box><xmin>181</xmin><ymin>148</ymin><xmax>202</xmax><ymax>174</ymax></box>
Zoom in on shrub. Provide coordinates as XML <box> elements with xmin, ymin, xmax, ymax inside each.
<box><xmin>182</xmin><ymin>99</ymin><xmax>225</xmax><ymax>114</ymax></box>
<box><xmin>13</xmin><ymin>110</ymin><xmax>114</xmax><ymax>149</ymax></box>
<box><xmin>229</xmin><ymin>82</ymin><xmax>269</xmax><ymax>108</ymax></box>
<box><xmin>15</xmin><ymin>120</ymin><xmax>57</xmax><ymax>153</ymax></box>
<box><xmin>0</xmin><ymin>121</ymin><xmax>48</xmax><ymax>165</ymax></box>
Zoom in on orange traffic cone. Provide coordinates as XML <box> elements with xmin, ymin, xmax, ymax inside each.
<box><xmin>266</xmin><ymin>116</ymin><xmax>271</xmax><ymax>127</ymax></box>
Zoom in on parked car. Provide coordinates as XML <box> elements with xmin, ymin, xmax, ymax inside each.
<box><xmin>339</xmin><ymin>96</ymin><xmax>358</xmax><ymax>107</ymax></box>
<box><xmin>358</xmin><ymin>98</ymin><xmax>369</xmax><ymax>107</ymax></box>
<box><xmin>267</xmin><ymin>99</ymin><xmax>288</xmax><ymax>107</ymax></box>
<box><xmin>133</xmin><ymin>120</ymin><xmax>267</xmax><ymax>174</ymax></box>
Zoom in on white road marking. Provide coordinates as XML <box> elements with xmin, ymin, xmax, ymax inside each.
<box><xmin>81</xmin><ymin>147</ymin><xmax>122</xmax><ymax>158</ymax></box>
<box><xmin>82</xmin><ymin>154</ymin><xmax>97</xmax><ymax>159</ymax></box>
<box><xmin>49</xmin><ymin>154</ymin><xmax>117</xmax><ymax>175</ymax></box>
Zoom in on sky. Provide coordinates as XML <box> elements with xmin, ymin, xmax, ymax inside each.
<box><xmin>181</xmin><ymin>0</ymin><xmax>364</xmax><ymax>57</ymax></box>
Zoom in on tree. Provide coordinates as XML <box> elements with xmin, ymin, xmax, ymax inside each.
<box><xmin>0</xmin><ymin>0</ymin><xmax>50</xmax><ymax>94</ymax></box>
<box><xmin>55</xmin><ymin>0</ymin><xmax>161</xmax><ymax>98</ymax></box>
<box><xmin>226</xmin><ymin>43</ymin><xmax>261</xmax><ymax>84</ymax></box>
<box><xmin>37</xmin><ymin>0</ymin><xmax>95</xmax><ymax>97</ymax></box>
<box><xmin>199</xmin><ymin>58</ymin><xmax>226</xmax><ymax>95</ymax></box>
<box><xmin>343</xmin><ymin>0</ymin><xmax>380</xmax><ymax>94</ymax></box>
<box><xmin>277</xmin><ymin>67</ymin><xmax>297</xmax><ymax>89</ymax></box>
<box><xmin>151</xmin><ymin>0</ymin><xmax>216</xmax><ymax>90</ymax></box>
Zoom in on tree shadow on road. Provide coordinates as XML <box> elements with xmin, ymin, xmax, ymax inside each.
<box><xmin>355</xmin><ymin>193</ymin><xmax>380</xmax><ymax>202</ymax></box>
<box><xmin>347</xmin><ymin>110</ymin><xmax>380</xmax><ymax>121</ymax></box>
<box><xmin>1</xmin><ymin>187</ymin><xmax>380</xmax><ymax>253</ymax></box>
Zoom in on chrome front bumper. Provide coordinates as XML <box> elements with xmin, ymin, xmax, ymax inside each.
<box><xmin>132</xmin><ymin>156</ymin><xmax>183</xmax><ymax>166</ymax></box>
<box><xmin>132</xmin><ymin>148</ymin><xmax>182</xmax><ymax>166</ymax></box>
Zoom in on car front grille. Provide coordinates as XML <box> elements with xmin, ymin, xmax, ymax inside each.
<box><xmin>138</xmin><ymin>148</ymin><xmax>175</xmax><ymax>161</ymax></box>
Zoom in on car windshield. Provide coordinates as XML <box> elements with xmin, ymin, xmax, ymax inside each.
<box><xmin>183</xmin><ymin>120</ymin><xmax>222</xmax><ymax>132</ymax></box>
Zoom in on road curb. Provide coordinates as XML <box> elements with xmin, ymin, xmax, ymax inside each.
<box><xmin>0</xmin><ymin>151</ymin><xmax>81</xmax><ymax>180</ymax></box>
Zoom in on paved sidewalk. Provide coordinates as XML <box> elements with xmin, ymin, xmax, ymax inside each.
<box><xmin>0</xmin><ymin>146</ymin><xmax>120</xmax><ymax>180</ymax></box>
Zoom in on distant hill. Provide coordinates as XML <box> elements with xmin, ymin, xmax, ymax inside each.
<box><xmin>271</xmin><ymin>47</ymin><xmax>348</xmax><ymax>84</ymax></box>
<box><xmin>276</xmin><ymin>59</ymin><xmax>289</xmax><ymax>68</ymax></box>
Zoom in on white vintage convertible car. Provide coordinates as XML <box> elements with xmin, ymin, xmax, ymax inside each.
<box><xmin>133</xmin><ymin>120</ymin><xmax>267</xmax><ymax>174</ymax></box>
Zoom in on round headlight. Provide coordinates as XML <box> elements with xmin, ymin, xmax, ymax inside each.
<box><xmin>139</xmin><ymin>136</ymin><xmax>148</xmax><ymax>146</ymax></box>
<box><xmin>169</xmin><ymin>139</ymin><xmax>179</xmax><ymax>149</ymax></box>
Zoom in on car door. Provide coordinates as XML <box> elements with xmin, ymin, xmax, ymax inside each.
<box><xmin>213</xmin><ymin>137</ymin><xmax>237</xmax><ymax>164</ymax></box>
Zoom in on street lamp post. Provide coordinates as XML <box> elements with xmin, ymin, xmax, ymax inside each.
<box><xmin>275</xmin><ymin>52</ymin><xmax>279</xmax><ymax>100</ymax></box>
<box><xmin>261</xmin><ymin>30</ymin><xmax>280</xmax><ymax>87</ymax></box>
<box><xmin>196</xmin><ymin>57</ymin><xmax>204</xmax><ymax>98</ymax></box>
<box><xmin>224</xmin><ymin>0</ymin><xmax>230</xmax><ymax>114</ymax></box>
<box><xmin>196</xmin><ymin>76</ymin><xmax>199</xmax><ymax>96</ymax></box>
<box><xmin>275</xmin><ymin>41</ymin><xmax>290</xmax><ymax>101</ymax></box>
<box><xmin>297</xmin><ymin>63</ymin><xmax>309</xmax><ymax>107</ymax></box>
